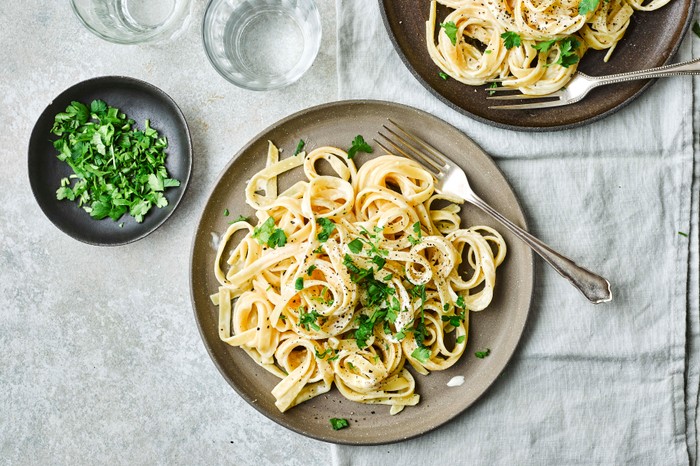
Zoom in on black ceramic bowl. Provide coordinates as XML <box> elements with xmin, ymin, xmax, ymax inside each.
<box><xmin>28</xmin><ymin>76</ymin><xmax>193</xmax><ymax>246</ymax></box>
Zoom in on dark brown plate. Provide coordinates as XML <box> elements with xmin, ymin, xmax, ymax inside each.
<box><xmin>190</xmin><ymin>100</ymin><xmax>534</xmax><ymax>444</ymax></box>
<box><xmin>379</xmin><ymin>0</ymin><xmax>695</xmax><ymax>131</ymax></box>
<box><xmin>28</xmin><ymin>76</ymin><xmax>193</xmax><ymax>246</ymax></box>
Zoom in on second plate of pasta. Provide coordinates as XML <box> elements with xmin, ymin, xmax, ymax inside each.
<box><xmin>380</xmin><ymin>0</ymin><xmax>694</xmax><ymax>130</ymax></box>
<box><xmin>190</xmin><ymin>100</ymin><xmax>534</xmax><ymax>444</ymax></box>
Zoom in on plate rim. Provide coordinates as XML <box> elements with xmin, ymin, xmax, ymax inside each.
<box><xmin>377</xmin><ymin>0</ymin><xmax>696</xmax><ymax>132</ymax></box>
<box><xmin>189</xmin><ymin>99</ymin><xmax>535</xmax><ymax>444</ymax></box>
<box><xmin>27</xmin><ymin>75</ymin><xmax>193</xmax><ymax>246</ymax></box>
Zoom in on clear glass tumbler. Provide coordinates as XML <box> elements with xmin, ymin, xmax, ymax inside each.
<box><xmin>202</xmin><ymin>0</ymin><xmax>322</xmax><ymax>91</ymax></box>
<box><xmin>71</xmin><ymin>0</ymin><xmax>192</xmax><ymax>44</ymax></box>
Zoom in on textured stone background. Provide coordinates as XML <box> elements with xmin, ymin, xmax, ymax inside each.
<box><xmin>0</xmin><ymin>1</ymin><xmax>336</xmax><ymax>464</ymax></box>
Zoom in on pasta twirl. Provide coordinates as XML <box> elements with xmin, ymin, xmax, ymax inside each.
<box><xmin>427</xmin><ymin>0</ymin><xmax>674</xmax><ymax>95</ymax></box>
<box><xmin>212</xmin><ymin>142</ymin><xmax>506</xmax><ymax>414</ymax></box>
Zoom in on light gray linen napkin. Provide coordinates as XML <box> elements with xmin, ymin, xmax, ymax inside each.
<box><xmin>332</xmin><ymin>1</ymin><xmax>699</xmax><ymax>464</ymax></box>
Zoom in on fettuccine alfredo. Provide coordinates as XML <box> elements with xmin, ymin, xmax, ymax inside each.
<box><xmin>427</xmin><ymin>0</ymin><xmax>674</xmax><ymax>95</ymax></box>
<box><xmin>212</xmin><ymin>140</ymin><xmax>506</xmax><ymax>414</ymax></box>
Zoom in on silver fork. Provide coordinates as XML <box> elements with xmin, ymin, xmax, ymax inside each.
<box><xmin>375</xmin><ymin>119</ymin><xmax>612</xmax><ymax>304</ymax></box>
<box><xmin>487</xmin><ymin>57</ymin><xmax>700</xmax><ymax>110</ymax></box>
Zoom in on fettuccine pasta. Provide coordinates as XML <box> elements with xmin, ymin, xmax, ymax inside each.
<box><xmin>427</xmin><ymin>0</ymin><xmax>673</xmax><ymax>95</ymax></box>
<box><xmin>212</xmin><ymin>141</ymin><xmax>506</xmax><ymax>414</ymax></box>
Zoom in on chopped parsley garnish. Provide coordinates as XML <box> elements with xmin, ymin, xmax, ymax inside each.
<box><xmin>532</xmin><ymin>40</ymin><xmax>557</xmax><ymax>53</ymax></box>
<box><xmin>475</xmin><ymin>348</ymin><xmax>491</xmax><ymax>359</ymax></box>
<box><xmin>51</xmin><ymin>99</ymin><xmax>180</xmax><ymax>223</ymax></box>
<box><xmin>223</xmin><ymin>209</ymin><xmax>230</xmax><ymax>216</ymax></box>
<box><xmin>694</xmin><ymin>21</ymin><xmax>700</xmax><ymax>39</ymax></box>
<box><xmin>501</xmin><ymin>31</ymin><xmax>521</xmax><ymax>49</ymax></box>
<box><xmin>488</xmin><ymin>82</ymin><xmax>500</xmax><ymax>96</ymax></box>
<box><xmin>317</xmin><ymin>217</ymin><xmax>336</xmax><ymax>242</ymax></box>
<box><xmin>347</xmin><ymin>238</ymin><xmax>364</xmax><ymax>254</ymax></box>
<box><xmin>456</xmin><ymin>295</ymin><xmax>466</xmax><ymax>309</ymax></box>
<box><xmin>440</xmin><ymin>21</ymin><xmax>458</xmax><ymax>46</ymax></box>
<box><xmin>578</xmin><ymin>0</ymin><xmax>600</xmax><ymax>15</ymax></box>
<box><xmin>383</xmin><ymin>273</ymin><xmax>393</xmax><ymax>281</ymax></box>
<box><xmin>253</xmin><ymin>217</ymin><xmax>287</xmax><ymax>248</ymax></box>
<box><xmin>295</xmin><ymin>277</ymin><xmax>304</xmax><ymax>290</ymax></box>
<box><xmin>347</xmin><ymin>362</ymin><xmax>356</xmax><ymax>371</ymax></box>
<box><xmin>441</xmin><ymin>309</ymin><xmax>465</xmax><ymax>328</ymax></box>
<box><xmin>409</xmin><ymin>284</ymin><xmax>428</xmax><ymax>347</ymax></box>
<box><xmin>439</xmin><ymin>71</ymin><xmax>449</xmax><ymax>80</ymax></box>
<box><xmin>307</xmin><ymin>265</ymin><xmax>317</xmax><ymax>275</ymax></box>
<box><xmin>299</xmin><ymin>307</ymin><xmax>321</xmax><ymax>331</ymax></box>
<box><xmin>456</xmin><ymin>335</ymin><xmax>466</xmax><ymax>344</ymax></box>
<box><xmin>315</xmin><ymin>348</ymin><xmax>337</xmax><ymax>360</ymax></box>
<box><xmin>679</xmin><ymin>231</ymin><xmax>689</xmax><ymax>237</ymax></box>
<box><xmin>411</xmin><ymin>346</ymin><xmax>431</xmax><ymax>363</ymax></box>
<box><xmin>484</xmin><ymin>49</ymin><xmax>492</xmax><ymax>54</ymax></box>
<box><xmin>230</xmin><ymin>215</ymin><xmax>248</xmax><ymax>224</ymax></box>
<box><xmin>408</xmin><ymin>221</ymin><xmax>422</xmax><ymax>246</ymax></box>
<box><xmin>330</xmin><ymin>418</ymin><xmax>349</xmax><ymax>430</ymax></box>
<box><xmin>347</xmin><ymin>135</ymin><xmax>373</xmax><ymax>160</ymax></box>
<box><xmin>371</xmin><ymin>255</ymin><xmax>386</xmax><ymax>270</ymax></box>
<box><xmin>294</xmin><ymin>139</ymin><xmax>305</xmax><ymax>155</ymax></box>
<box><xmin>553</xmin><ymin>37</ymin><xmax>580</xmax><ymax>68</ymax></box>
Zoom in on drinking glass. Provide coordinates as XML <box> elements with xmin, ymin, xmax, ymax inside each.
<box><xmin>202</xmin><ymin>0</ymin><xmax>322</xmax><ymax>91</ymax></box>
<box><xmin>71</xmin><ymin>0</ymin><xmax>192</xmax><ymax>44</ymax></box>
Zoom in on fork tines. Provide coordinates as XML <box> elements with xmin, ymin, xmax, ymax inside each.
<box><xmin>374</xmin><ymin>119</ymin><xmax>449</xmax><ymax>178</ymax></box>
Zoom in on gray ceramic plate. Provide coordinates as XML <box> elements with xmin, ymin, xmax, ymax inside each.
<box><xmin>190</xmin><ymin>100</ymin><xmax>534</xmax><ymax>444</ymax></box>
<box><xmin>379</xmin><ymin>0</ymin><xmax>695</xmax><ymax>131</ymax></box>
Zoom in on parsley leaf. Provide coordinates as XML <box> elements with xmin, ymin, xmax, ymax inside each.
<box><xmin>330</xmin><ymin>418</ymin><xmax>349</xmax><ymax>430</ymax></box>
<box><xmin>317</xmin><ymin>217</ymin><xmax>336</xmax><ymax>242</ymax></box>
<box><xmin>253</xmin><ymin>217</ymin><xmax>287</xmax><ymax>248</ymax></box>
<box><xmin>223</xmin><ymin>208</ymin><xmax>230</xmax><ymax>216</ymax></box>
<box><xmin>295</xmin><ymin>277</ymin><xmax>304</xmax><ymax>290</ymax></box>
<box><xmin>578</xmin><ymin>0</ymin><xmax>600</xmax><ymax>15</ymax></box>
<box><xmin>679</xmin><ymin>231</ymin><xmax>689</xmax><ymax>237</ymax></box>
<box><xmin>440</xmin><ymin>21</ymin><xmax>458</xmax><ymax>46</ymax></box>
<box><xmin>475</xmin><ymin>348</ymin><xmax>491</xmax><ymax>359</ymax></box>
<box><xmin>408</xmin><ymin>221</ymin><xmax>422</xmax><ymax>245</ymax></box>
<box><xmin>456</xmin><ymin>335</ymin><xmax>466</xmax><ymax>344</ymax></box>
<box><xmin>439</xmin><ymin>71</ymin><xmax>449</xmax><ymax>80</ymax></box>
<box><xmin>554</xmin><ymin>37</ymin><xmax>581</xmax><ymax>68</ymax></box>
<box><xmin>488</xmin><ymin>82</ymin><xmax>500</xmax><ymax>96</ymax></box>
<box><xmin>532</xmin><ymin>40</ymin><xmax>556</xmax><ymax>53</ymax></box>
<box><xmin>307</xmin><ymin>265</ymin><xmax>317</xmax><ymax>275</ymax></box>
<box><xmin>347</xmin><ymin>135</ymin><xmax>373</xmax><ymax>160</ymax></box>
<box><xmin>411</xmin><ymin>346</ymin><xmax>431</xmax><ymax>363</ymax></box>
<box><xmin>268</xmin><ymin>229</ymin><xmax>287</xmax><ymax>248</ymax></box>
<box><xmin>371</xmin><ymin>255</ymin><xmax>386</xmax><ymax>270</ymax></box>
<box><xmin>694</xmin><ymin>21</ymin><xmax>700</xmax><ymax>39</ymax></box>
<box><xmin>347</xmin><ymin>238</ymin><xmax>364</xmax><ymax>254</ymax></box>
<box><xmin>294</xmin><ymin>139</ymin><xmax>305</xmax><ymax>155</ymax></box>
<box><xmin>456</xmin><ymin>295</ymin><xmax>465</xmax><ymax>309</ymax></box>
<box><xmin>501</xmin><ymin>31</ymin><xmax>521</xmax><ymax>49</ymax></box>
<box><xmin>355</xmin><ymin>314</ymin><xmax>374</xmax><ymax>348</ymax></box>
<box><xmin>230</xmin><ymin>215</ymin><xmax>248</xmax><ymax>224</ymax></box>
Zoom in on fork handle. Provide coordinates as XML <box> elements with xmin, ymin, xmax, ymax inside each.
<box><xmin>594</xmin><ymin>57</ymin><xmax>700</xmax><ymax>87</ymax></box>
<box><xmin>467</xmin><ymin>194</ymin><xmax>612</xmax><ymax>304</ymax></box>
